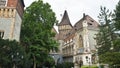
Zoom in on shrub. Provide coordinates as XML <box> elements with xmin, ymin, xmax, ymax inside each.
<box><xmin>43</xmin><ymin>56</ymin><xmax>55</xmax><ymax>67</ymax></box>
<box><xmin>81</xmin><ymin>65</ymin><xmax>98</xmax><ymax>68</ymax></box>
<box><xmin>81</xmin><ymin>66</ymin><xmax>89</xmax><ymax>68</ymax></box>
<box><xmin>56</xmin><ymin>62</ymin><xmax>74</xmax><ymax>68</ymax></box>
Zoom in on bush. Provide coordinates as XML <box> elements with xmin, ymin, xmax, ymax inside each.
<box><xmin>43</xmin><ymin>56</ymin><xmax>55</xmax><ymax>68</ymax></box>
<box><xmin>81</xmin><ymin>65</ymin><xmax>98</xmax><ymax>68</ymax></box>
<box><xmin>56</xmin><ymin>62</ymin><xmax>74</xmax><ymax>68</ymax></box>
<box><xmin>81</xmin><ymin>66</ymin><xmax>89</xmax><ymax>68</ymax></box>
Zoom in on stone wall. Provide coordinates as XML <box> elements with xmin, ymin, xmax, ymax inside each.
<box><xmin>0</xmin><ymin>8</ymin><xmax>22</xmax><ymax>41</ymax></box>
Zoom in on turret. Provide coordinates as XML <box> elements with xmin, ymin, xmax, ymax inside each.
<box><xmin>58</xmin><ymin>10</ymin><xmax>73</xmax><ymax>35</ymax></box>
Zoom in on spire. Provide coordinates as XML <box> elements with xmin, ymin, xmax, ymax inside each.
<box><xmin>58</xmin><ymin>10</ymin><xmax>72</xmax><ymax>26</ymax></box>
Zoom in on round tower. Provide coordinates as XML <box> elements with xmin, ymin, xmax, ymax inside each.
<box><xmin>58</xmin><ymin>10</ymin><xmax>73</xmax><ymax>35</ymax></box>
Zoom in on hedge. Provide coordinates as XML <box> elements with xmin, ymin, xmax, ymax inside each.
<box><xmin>81</xmin><ymin>65</ymin><xmax>98</xmax><ymax>68</ymax></box>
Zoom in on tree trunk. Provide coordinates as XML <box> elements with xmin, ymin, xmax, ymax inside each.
<box><xmin>13</xmin><ymin>63</ymin><xmax>16</xmax><ymax>68</ymax></box>
<box><xmin>33</xmin><ymin>56</ymin><xmax>36</xmax><ymax>68</ymax></box>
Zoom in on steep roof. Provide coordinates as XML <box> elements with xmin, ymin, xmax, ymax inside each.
<box><xmin>85</xmin><ymin>15</ymin><xmax>99</xmax><ymax>28</ymax></box>
<box><xmin>73</xmin><ymin>14</ymin><xmax>99</xmax><ymax>32</ymax></box>
<box><xmin>58</xmin><ymin>10</ymin><xmax>72</xmax><ymax>27</ymax></box>
<box><xmin>64</xmin><ymin>14</ymin><xmax>99</xmax><ymax>39</ymax></box>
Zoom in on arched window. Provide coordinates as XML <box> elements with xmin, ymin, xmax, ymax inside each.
<box><xmin>79</xmin><ymin>35</ymin><xmax>83</xmax><ymax>48</ymax></box>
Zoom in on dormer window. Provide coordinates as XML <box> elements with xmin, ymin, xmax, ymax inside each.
<box><xmin>88</xmin><ymin>23</ymin><xmax>92</xmax><ymax>25</ymax></box>
<box><xmin>90</xmin><ymin>19</ymin><xmax>94</xmax><ymax>22</ymax></box>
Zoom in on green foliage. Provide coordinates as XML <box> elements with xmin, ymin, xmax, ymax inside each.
<box><xmin>56</xmin><ymin>62</ymin><xmax>74</xmax><ymax>68</ymax></box>
<box><xmin>20</xmin><ymin>0</ymin><xmax>58</xmax><ymax>67</ymax></box>
<box><xmin>114</xmin><ymin>0</ymin><xmax>120</xmax><ymax>30</ymax></box>
<box><xmin>43</xmin><ymin>56</ymin><xmax>55</xmax><ymax>67</ymax></box>
<box><xmin>81</xmin><ymin>66</ymin><xmax>88</xmax><ymax>68</ymax></box>
<box><xmin>81</xmin><ymin>65</ymin><xmax>98</xmax><ymax>68</ymax></box>
<box><xmin>100</xmin><ymin>52</ymin><xmax>120</xmax><ymax>66</ymax></box>
<box><xmin>113</xmin><ymin>0</ymin><xmax>120</xmax><ymax>53</ymax></box>
<box><xmin>96</xmin><ymin>6</ymin><xmax>120</xmax><ymax>66</ymax></box>
<box><xmin>96</xmin><ymin>6</ymin><xmax>114</xmax><ymax>55</ymax></box>
<box><xmin>113</xmin><ymin>38</ymin><xmax>120</xmax><ymax>52</ymax></box>
<box><xmin>0</xmin><ymin>38</ymin><xmax>25</xmax><ymax>68</ymax></box>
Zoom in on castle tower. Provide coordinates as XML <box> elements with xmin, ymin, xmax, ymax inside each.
<box><xmin>58</xmin><ymin>10</ymin><xmax>73</xmax><ymax>36</ymax></box>
<box><xmin>0</xmin><ymin>0</ymin><xmax>25</xmax><ymax>41</ymax></box>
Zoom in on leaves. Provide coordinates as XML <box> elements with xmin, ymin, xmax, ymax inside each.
<box><xmin>96</xmin><ymin>6</ymin><xmax>120</xmax><ymax>66</ymax></box>
<box><xmin>0</xmin><ymin>39</ymin><xmax>25</xmax><ymax>67</ymax></box>
<box><xmin>100</xmin><ymin>52</ymin><xmax>120</xmax><ymax>65</ymax></box>
<box><xmin>96</xmin><ymin>6</ymin><xmax>114</xmax><ymax>55</ymax></box>
<box><xmin>114</xmin><ymin>1</ymin><xmax>120</xmax><ymax>30</ymax></box>
<box><xmin>20</xmin><ymin>0</ymin><xmax>58</xmax><ymax>66</ymax></box>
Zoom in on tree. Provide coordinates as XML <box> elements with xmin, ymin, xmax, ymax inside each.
<box><xmin>100</xmin><ymin>52</ymin><xmax>120</xmax><ymax>68</ymax></box>
<box><xmin>96</xmin><ymin>6</ymin><xmax>120</xmax><ymax>67</ymax></box>
<box><xmin>113</xmin><ymin>0</ymin><xmax>120</xmax><ymax>52</ymax></box>
<box><xmin>43</xmin><ymin>56</ymin><xmax>55</xmax><ymax>68</ymax></box>
<box><xmin>0</xmin><ymin>38</ymin><xmax>25</xmax><ymax>68</ymax></box>
<box><xmin>20</xmin><ymin>0</ymin><xmax>58</xmax><ymax>68</ymax></box>
<box><xmin>114</xmin><ymin>0</ymin><xmax>120</xmax><ymax>30</ymax></box>
<box><xmin>96</xmin><ymin>6</ymin><xmax>114</xmax><ymax>55</ymax></box>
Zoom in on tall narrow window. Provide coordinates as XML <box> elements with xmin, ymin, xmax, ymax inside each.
<box><xmin>0</xmin><ymin>30</ymin><xmax>4</xmax><ymax>38</ymax></box>
<box><xmin>0</xmin><ymin>0</ymin><xmax>6</xmax><ymax>6</ymax></box>
<box><xmin>5</xmin><ymin>0</ymin><xmax>8</xmax><ymax>6</ymax></box>
<box><xmin>79</xmin><ymin>35</ymin><xmax>83</xmax><ymax>48</ymax></box>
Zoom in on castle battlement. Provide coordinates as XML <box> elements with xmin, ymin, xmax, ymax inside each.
<box><xmin>0</xmin><ymin>7</ymin><xmax>16</xmax><ymax>18</ymax></box>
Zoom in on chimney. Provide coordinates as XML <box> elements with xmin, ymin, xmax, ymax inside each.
<box><xmin>83</xmin><ymin>13</ymin><xmax>85</xmax><ymax>18</ymax></box>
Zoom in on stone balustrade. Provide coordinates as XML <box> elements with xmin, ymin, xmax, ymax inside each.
<box><xmin>0</xmin><ymin>7</ymin><xmax>16</xmax><ymax>18</ymax></box>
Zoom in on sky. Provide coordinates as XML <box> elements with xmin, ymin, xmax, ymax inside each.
<box><xmin>24</xmin><ymin>0</ymin><xmax>119</xmax><ymax>25</ymax></box>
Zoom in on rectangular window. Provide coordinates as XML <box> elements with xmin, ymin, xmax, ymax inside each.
<box><xmin>0</xmin><ymin>0</ymin><xmax>6</xmax><ymax>6</ymax></box>
<box><xmin>0</xmin><ymin>30</ymin><xmax>4</xmax><ymax>38</ymax></box>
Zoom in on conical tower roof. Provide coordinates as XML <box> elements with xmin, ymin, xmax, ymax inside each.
<box><xmin>58</xmin><ymin>10</ymin><xmax>72</xmax><ymax>27</ymax></box>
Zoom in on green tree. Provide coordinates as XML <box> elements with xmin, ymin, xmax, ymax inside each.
<box><xmin>100</xmin><ymin>52</ymin><xmax>120</xmax><ymax>67</ymax></box>
<box><xmin>0</xmin><ymin>38</ymin><xmax>25</xmax><ymax>68</ymax></box>
<box><xmin>96</xmin><ymin>6</ymin><xmax>120</xmax><ymax>67</ymax></box>
<box><xmin>20</xmin><ymin>0</ymin><xmax>58</xmax><ymax>68</ymax></box>
<box><xmin>113</xmin><ymin>0</ymin><xmax>120</xmax><ymax>52</ymax></box>
<box><xmin>114</xmin><ymin>0</ymin><xmax>120</xmax><ymax>30</ymax></box>
<box><xmin>43</xmin><ymin>56</ymin><xmax>55</xmax><ymax>68</ymax></box>
<box><xmin>96</xmin><ymin>6</ymin><xmax>114</xmax><ymax>55</ymax></box>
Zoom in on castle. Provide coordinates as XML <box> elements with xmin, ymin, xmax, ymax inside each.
<box><xmin>52</xmin><ymin>10</ymin><xmax>99</xmax><ymax>67</ymax></box>
<box><xmin>0</xmin><ymin>0</ymin><xmax>25</xmax><ymax>41</ymax></box>
<box><xmin>0</xmin><ymin>0</ymin><xmax>99</xmax><ymax>67</ymax></box>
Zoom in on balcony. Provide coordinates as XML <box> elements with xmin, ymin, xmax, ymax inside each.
<box><xmin>0</xmin><ymin>7</ymin><xmax>16</xmax><ymax>18</ymax></box>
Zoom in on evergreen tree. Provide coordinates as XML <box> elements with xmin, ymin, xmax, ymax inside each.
<box><xmin>96</xmin><ymin>6</ymin><xmax>120</xmax><ymax>67</ymax></box>
<box><xmin>96</xmin><ymin>6</ymin><xmax>114</xmax><ymax>55</ymax></box>
<box><xmin>113</xmin><ymin>0</ymin><xmax>120</xmax><ymax>52</ymax></box>
<box><xmin>114</xmin><ymin>0</ymin><xmax>120</xmax><ymax>30</ymax></box>
<box><xmin>100</xmin><ymin>52</ymin><xmax>120</xmax><ymax>68</ymax></box>
<box><xmin>20</xmin><ymin>0</ymin><xmax>58</xmax><ymax>68</ymax></box>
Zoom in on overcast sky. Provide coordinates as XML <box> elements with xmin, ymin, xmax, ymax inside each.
<box><xmin>24</xmin><ymin>0</ymin><xmax>119</xmax><ymax>25</ymax></box>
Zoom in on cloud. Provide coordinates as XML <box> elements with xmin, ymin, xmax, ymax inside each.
<box><xmin>24</xmin><ymin>0</ymin><xmax>119</xmax><ymax>25</ymax></box>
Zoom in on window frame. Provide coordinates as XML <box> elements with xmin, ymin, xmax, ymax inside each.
<box><xmin>0</xmin><ymin>30</ymin><xmax>4</xmax><ymax>38</ymax></box>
